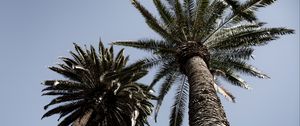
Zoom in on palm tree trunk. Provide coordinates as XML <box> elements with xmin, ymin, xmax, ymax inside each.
<box><xmin>184</xmin><ymin>56</ymin><xmax>229</xmax><ymax>126</ymax></box>
<box><xmin>72</xmin><ymin>109</ymin><xmax>93</xmax><ymax>126</ymax></box>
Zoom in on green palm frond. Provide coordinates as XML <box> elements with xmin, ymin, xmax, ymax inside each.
<box><xmin>42</xmin><ymin>41</ymin><xmax>153</xmax><ymax>126</ymax></box>
<box><xmin>154</xmin><ymin>72</ymin><xmax>179</xmax><ymax>122</ymax></box>
<box><xmin>221</xmin><ymin>70</ymin><xmax>251</xmax><ymax>89</ymax></box>
<box><xmin>205</xmin><ymin>22</ymin><xmax>266</xmax><ymax>45</ymax></box>
<box><xmin>194</xmin><ymin>0</ymin><xmax>209</xmax><ymax>17</ymax></box>
<box><xmin>236</xmin><ymin>0</ymin><xmax>277</xmax><ymax>22</ymax></box>
<box><xmin>149</xmin><ymin>61</ymin><xmax>178</xmax><ymax>89</ymax></box>
<box><xmin>196</xmin><ymin>0</ymin><xmax>227</xmax><ymax>42</ymax></box>
<box><xmin>208</xmin><ymin>27</ymin><xmax>294</xmax><ymax>50</ymax></box>
<box><xmin>139</xmin><ymin>56</ymin><xmax>166</xmax><ymax>69</ymax></box>
<box><xmin>112</xmin><ymin>39</ymin><xmax>172</xmax><ymax>53</ymax></box>
<box><xmin>153</xmin><ymin>0</ymin><xmax>175</xmax><ymax>25</ymax></box>
<box><xmin>210</xmin><ymin>47</ymin><xmax>254</xmax><ymax>60</ymax></box>
<box><xmin>58</xmin><ymin>108</ymin><xmax>85</xmax><ymax>126</ymax></box>
<box><xmin>173</xmin><ymin>0</ymin><xmax>186</xmax><ymax>35</ymax></box>
<box><xmin>131</xmin><ymin>0</ymin><xmax>177</xmax><ymax>42</ymax></box>
<box><xmin>211</xmin><ymin>57</ymin><xmax>270</xmax><ymax>79</ymax></box>
<box><xmin>43</xmin><ymin>95</ymin><xmax>84</xmax><ymax>111</ymax></box>
<box><xmin>170</xmin><ymin>76</ymin><xmax>188</xmax><ymax>126</ymax></box>
<box><xmin>42</xmin><ymin>101</ymin><xmax>86</xmax><ymax>119</ymax></box>
<box><xmin>183</xmin><ymin>0</ymin><xmax>195</xmax><ymax>28</ymax></box>
<box><xmin>202</xmin><ymin>0</ymin><xmax>277</xmax><ymax>44</ymax></box>
<box><xmin>193</xmin><ymin>0</ymin><xmax>209</xmax><ymax>35</ymax></box>
<box><xmin>226</xmin><ymin>59</ymin><xmax>269</xmax><ymax>78</ymax></box>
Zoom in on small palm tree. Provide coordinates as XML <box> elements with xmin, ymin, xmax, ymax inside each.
<box><xmin>113</xmin><ymin>0</ymin><xmax>294</xmax><ymax>126</ymax></box>
<box><xmin>41</xmin><ymin>41</ymin><xmax>154</xmax><ymax>126</ymax></box>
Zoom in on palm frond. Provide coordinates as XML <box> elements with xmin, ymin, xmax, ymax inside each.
<box><xmin>183</xmin><ymin>0</ymin><xmax>195</xmax><ymax>19</ymax></box>
<box><xmin>201</xmin><ymin>0</ymin><xmax>276</xmax><ymax>44</ymax></box>
<box><xmin>211</xmin><ymin>58</ymin><xmax>270</xmax><ymax>79</ymax></box>
<box><xmin>174</xmin><ymin>0</ymin><xmax>184</xmax><ymax>25</ymax></box>
<box><xmin>42</xmin><ymin>101</ymin><xmax>86</xmax><ymax>119</ymax></box>
<box><xmin>114</xmin><ymin>49</ymin><xmax>126</xmax><ymax>70</ymax></box>
<box><xmin>193</xmin><ymin>0</ymin><xmax>209</xmax><ymax>36</ymax></box>
<box><xmin>221</xmin><ymin>70</ymin><xmax>251</xmax><ymax>89</ymax></box>
<box><xmin>154</xmin><ymin>72</ymin><xmax>178</xmax><ymax>122</ymax></box>
<box><xmin>112</xmin><ymin>39</ymin><xmax>171</xmax><ymax>53</ymax></box>
<box><xmin>197</xmin><ymin>0</ymin><xmax>227</xmax><ymax>42</ymax></box>
<box><xmin>137</xmin><ymin>56</ymin><xmax>166</xmax><ymax>69</ymax></box>
<box><xmin>229</xmin><ymin>60</ymin><xmax>270</xmax><ymax>79</ymax></box>
<box><xmin>74</xmin><ymin>43</ymin><xmax>95</xmax><ymax>67</ymax></box>
<box><xmin>131</xmin><ymin>0</ymin><xmax>177</xmax><ymax>42</ymax></box>
<box><xmin>205</xmin><ymin>22</ymin><xmax>266</xmax><ymax>46</ymax></box>
<box><xmin>210</xmin><ymin>47</ymin><xmax>254</xmax><ymax>60</ymax></box>
<box><xmin>43</xmin><ymin>93</ymin><xmax>84</xmax><ymax>110</ymax></box>
<box><xmin>58</xmin><ymin>108</ymin><xmax>84</xmax><ymax>126</ymax></box>
<box><xmin>208</xmin><ymin>27</ymin><xmax>294</xmax><ymax>50</ymax></box>
<box><xmin>184</xmin><ymin>0</ymin><xmax>196</xmax><ymax>39</ymax></box>
<box><xmin>42</xmin><ymin>80</ymin><xmax>87</xmax><ymax>92</ymax></box>
<box><xmin>235</xmin><ymin>0</ymin><xmax>276</xmax><ymax>22</ymax></box>
<box><xmin>170</xmin><ymin>76</ymin><xmax>188</xmax><ymax>126</ymax></box>
<box><xmin>153</xmin><ymin>0</ymin><xmax>174</xmax><ymax>26</ymax></box>
<box><xmin>48</xmin><ymin>66</ymin><xmax>81</xmax><ymax>82</ymax></box>
<box><xmin>149</xmin><ymin>60</ymin><xmax>178</xmax><ymax>89</ymax></box>
<box><xmin>172</xmin><ymin>0</ymin><xmax>191</xmax><ymax>41</ymax></box>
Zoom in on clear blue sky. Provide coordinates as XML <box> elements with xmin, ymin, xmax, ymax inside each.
<box><xmin>0</xmin><ymin>0</ymin><xmax>298</xmax><ymax>126</ymax></box>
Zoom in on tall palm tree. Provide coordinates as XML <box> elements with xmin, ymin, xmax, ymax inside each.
<box><xmin>113</xmin><ymin>0</ymin><xmax>294</xmax><ymax>126</ymax></box>
<box><xmin>41</xmin><ymin>41</ymin><xmax>154</xmax><ymax>126</ymax></box>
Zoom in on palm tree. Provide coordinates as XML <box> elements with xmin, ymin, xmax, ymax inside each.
<box><xmin>113</xmin><ymin>0</ymin><xmax>294</xmax><ymax>126</ymax></box>
<box><xmin>41</xmin><ymin>41</ymin><xmax>154</xmax><ymax>126</ymax></box>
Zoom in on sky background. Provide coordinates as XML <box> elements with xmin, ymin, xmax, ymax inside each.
<box><xmin>0</xmin><ymin>0</ymin><xmax>299</xmax><ymax>126</ymax></box>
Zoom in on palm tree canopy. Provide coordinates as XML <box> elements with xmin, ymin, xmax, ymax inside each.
<box><xmin>42</xmin><ymin>41</ymin><xmax>154</xmax><ymax>126</ymax></box>
<box><xmin>113</xmin><ymin>0</ymin><xmax>294</xmax><ymax>125</ymax></box>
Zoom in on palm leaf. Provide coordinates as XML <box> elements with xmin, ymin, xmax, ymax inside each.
<box><xmin>170</xmin><ymin>76</ymin><xmax>188</xmax><ymax>126</ymax></box>
<box><xmin>154</xmin><ymin>72</ymin><xmax>178</xmax><ymax>122</ymax></box>
<box><xmin>208</xmin><ymin>27</ymin><xmax>294</xmax><ymax>50</ymax></box>
<box><xmin>197</xmin><ymin>0</ymin><xmax>227</xmax><ymax>42</ymax></box>
<box><xmin>210</xmin><ymin>47</ymin><xmax>254</xmax><ymax>60</ymax></box>
<box><xmin>112</xmin><ymin>39</ymin><xmax>170</xmax><ymax>53</ymax></box>
<box><xmin>153</xmin><ymin>0</ymin><xmax>174</xmax><ymax>26</ymax></box>
<box><xmin>58</xmin><ymin>108</ymin><xmax>84</xmax><ymax>126</ymax></box>
<box><xmin>222</xmin><ymin>70</ymin><xmax>251</xmax><ymax>89</ymax></box>
<box><xmin>201</xmin><ymin>0</ymin><xmax>276</xmax><ymax>44</ymax></box>
<box><xmin>193</xmin><ymin>0</ymin><xmax>209</xmax><ymax>36</ymax></box>
<box><xmin>131</xmin><ymin>0</ymin><xmax>177</xmax><ymax>42</ymax></box>
<box><xmin>149</xmin><ymin>61</ymin><xmax>177</xmax><ymax>89</ymax></box>
<box><xmin>42</xmin><ymin>101</ymin><xmax>85</xmax><ymax>119</ymax></box>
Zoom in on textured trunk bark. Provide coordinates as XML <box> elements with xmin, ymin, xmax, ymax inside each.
<box><xmin>184</xmin><ymin>56</ymin><xmax>229</xmax><ymax>126</ymax></box>
<box><xmin>72</xmin><ymin>109</ymin><xmax>93</xmax><ymax>126</ymax></box>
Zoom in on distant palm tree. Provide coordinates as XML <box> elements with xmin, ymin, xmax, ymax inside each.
<box><xmin>42</xmin><ymin>41</ymin><xmax>154</xmax><ymax>126</ymax></box>
<box><xmin>113</xmin><ymin>0</ymin><xmax>294</xmax><ymax>126</ymax></box>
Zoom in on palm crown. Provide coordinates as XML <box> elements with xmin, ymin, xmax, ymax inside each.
<box><xmin>42</xmin><ymin>41</ymin><xmax>154</xmax><ymax>126</ymax></box>
<box><xmin>113</xmin><ymin>0</ymin><xmax>294</xmax><ymax>125</ymax></box>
